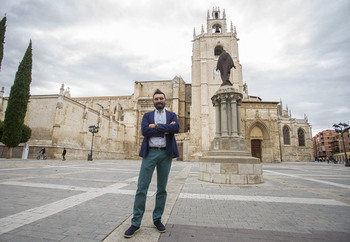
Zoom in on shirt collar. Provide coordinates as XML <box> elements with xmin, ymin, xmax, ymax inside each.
<box><xmin>154</xmin><ymin>108</ymin><xmax>166</xmax><ymax>114</ymax></box>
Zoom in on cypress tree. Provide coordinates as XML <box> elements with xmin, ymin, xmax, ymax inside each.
<box><xmin>0</xmin><ymin>121</ymin><xmax>31</xmax><ymax>143</ymax></box>
<box><xmin>0</xmin><ymin>120</ymin><xmax>4</xmax><ymax>141</ymax></box>
<box><xmin>2</xmin><ymin>41</ymin><xmax>32</xmax><ymax>158</ymax></box>
<box><xmin>0</xmin><ymin>16</ymin><xmax>6</xmax><ymax>71</ymax></box>
<box><xmin>20</xmin><ymin>124</ymin><xmax>32</xmax><ymax>143</ymax></box>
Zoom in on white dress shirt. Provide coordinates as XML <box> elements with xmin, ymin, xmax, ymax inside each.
<box><xmin>149</xmin><ymin>109</ymin><xmax>167</xmax><ymax>148</ymax></box>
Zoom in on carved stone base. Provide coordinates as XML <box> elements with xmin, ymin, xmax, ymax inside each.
<box><xmin>199</xmin><ymin>136</ymin><xmax>263</xmax><ymax>184</ymax></box>
<box><xmin>199</xmin><ymin>159</ymin><xmax>263</xmax><ymax>185</ymax></box>
<box><xmin>212</xmin><ymin>136</ymin><xmax>248</xmax><ymax>152</ymax></box>
<box><xmin>201</xmin><ymin>152</ymin><xmax>260</xmax><ymax>164</ymax></box>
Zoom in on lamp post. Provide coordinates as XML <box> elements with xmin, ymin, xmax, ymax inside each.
<box><xmin>333</xmin><ymin>123</ymin><xmax>350</xmax><ymax>167</ymax></box>
<box><xmin>88</xmin><ymin>125</ymin><xmax>99</xmax><ymax>161</ymax></box>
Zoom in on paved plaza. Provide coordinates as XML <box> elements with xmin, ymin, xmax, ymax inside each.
<box><xmin>0</xmin><ymin>158</ymin><xmax>349</xmax><ymax>242</ymax></box>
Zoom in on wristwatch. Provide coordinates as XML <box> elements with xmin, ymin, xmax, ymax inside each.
<box><xmin>155</xmin><ymin>124</ymin><xmax>158</xmax><ymax>129</ymax></box>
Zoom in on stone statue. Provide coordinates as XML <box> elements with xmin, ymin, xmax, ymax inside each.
<box><xmin>216</xmin><ymin>50</ymin><xmax>236</xmax><ymax>86</ymax></box>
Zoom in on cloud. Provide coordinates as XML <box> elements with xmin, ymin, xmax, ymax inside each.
<box><xmin>0</xmin><ymin>0</ymin><xmax>349</xmax><ymax>135</ymax></box>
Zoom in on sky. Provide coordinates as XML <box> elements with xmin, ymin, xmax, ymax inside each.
<box><xmin>1</xmin><ymin>0</ymin><xmax>349</xmax><ymax>136</ymax></box>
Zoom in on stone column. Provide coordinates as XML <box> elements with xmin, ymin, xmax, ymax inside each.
<box><xmin>237</xmin><ymin>102</ymin><xmax>242</xmax><ymax>136</ymax></box>
<box><xmin>220</xmin><ymin>97</ymin><xmax>228</xmax><ymax>137</ymax></box>
<box><xmin>213</xmin><ymin>98</ymin><xmax>221</xmax><ymax>137</ymax></box>
<box><xmin>227</xmin><ymin>101</ymin><xmax>232</xmax><ymax>136</ymax></box>
<box><xmin>231</xmin><ymin>98</ymin><xmax>238</xmax><ymax>136</ymax></box>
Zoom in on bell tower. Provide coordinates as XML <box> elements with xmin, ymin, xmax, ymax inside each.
<box><xmin>189</xmin><ymin>7</ymin><xmax>243</xmax><ymax>157</ymax></box>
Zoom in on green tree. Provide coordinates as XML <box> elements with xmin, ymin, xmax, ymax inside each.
<box><xmin>21</xmin><ymin>124</ymin><xmax>31</xmax><ymax>143</ymax></box>
<box><xmin>0</xmin><ymin>120</ymin><xmax>4</xmax><ymax>141</ymax></box>
<box><xmin>0</xmin><ymin>16</ymin><xmax>6</xmax><ymax>71</ymax></box>
<box><xmin>0</xmin><ymin>121</ymin><xmax>31</xmax><ymax>143</ymax></box>
<box><xmin>2</xmin><ymin>41</ymin><xmax>32</xmax><ymax>158</ymax></box>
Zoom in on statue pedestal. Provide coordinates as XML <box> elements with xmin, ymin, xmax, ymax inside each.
<box><xmin>199</xmin><ymin>86</ymin><xmax>263</xmax><ymax>184</ymax></box>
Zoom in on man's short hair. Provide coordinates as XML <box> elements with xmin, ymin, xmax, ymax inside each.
<box><xmin>153</xmin><ymin>89</ymin><xmax>166</xmax><ymax>99</ymax></box>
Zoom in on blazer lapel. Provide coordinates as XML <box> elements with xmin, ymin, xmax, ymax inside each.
<box><xmin>165</xmin><ymin>109</ymin><xmax>170</xmax><ymax>124</ymax></box>
<box><xmin>150</xmin><ymin>110</ymin><xmax>156</xmax><ymax>124</ymax></box>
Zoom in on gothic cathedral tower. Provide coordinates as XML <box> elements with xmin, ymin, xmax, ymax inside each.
<box><xmin>189</xmin><ymin>7</ymin><xmax>243</xmax><ymax>157</ymax></box>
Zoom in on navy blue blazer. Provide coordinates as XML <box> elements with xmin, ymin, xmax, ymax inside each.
<box><xmin>139</xmin><ymin>109</ymin><xmax>180</xmax><ymax>158</ymax></box>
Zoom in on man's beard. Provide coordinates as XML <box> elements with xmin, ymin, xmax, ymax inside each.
<box><xmin>154</xmin><ymin>102</ymin><xmax>165</xmax><ymax>110</ymax></box>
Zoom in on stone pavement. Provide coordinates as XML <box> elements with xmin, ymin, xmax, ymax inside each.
<box><xmin>0</xmin><ymin>158</ymin><xmax>349</xmax><ymax>242</ymax></box>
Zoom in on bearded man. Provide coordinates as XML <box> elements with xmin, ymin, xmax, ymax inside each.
<box><xmin>124</xmin><ymin>89</ymin><xmax>180</xmax><ymax>238</ymax></box>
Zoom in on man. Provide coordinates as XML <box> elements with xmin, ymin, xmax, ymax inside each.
<box><xmin>40</xmin><ymin>147</ymin><xmax>46</xmax><ymax>155</ymax></box>
<box><xmin>124</xmin><ymin>89</ymin><xmax>180</xmax><ymax>238</ymax></box>
<box><xmin>39</xmin><ymin>148</ymin><xmax>46</xmax><ymax>157</ymax></box>
<box><xmin>62</xmin><ymin>148</ymin><xmax>66</xmax><ymax>161</ymax></box>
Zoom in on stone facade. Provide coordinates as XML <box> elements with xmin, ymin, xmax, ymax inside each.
<box><xmin>0</xmin><ymin>8</ymin><xmax>313</xmax><ymax>162</ymax></box>
<box><xmin>241</xmin><ymin>101</ymin><xmax>281</xmax><ymax>163</ymax></box>
<box><xmin>0</xmin><ymin>86</ymin><xmax>125</xmax><ymax>159</ymax></box>
<box><xmin>277</xmin><ymin>101</ymin><xmax>313</xmax><ymax>162</ymax></box>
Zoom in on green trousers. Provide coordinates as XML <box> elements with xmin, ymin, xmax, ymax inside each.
<box><xmin>132</xmin><ymin>149</ymin><xmax>172</xmax><ymax>227</ymax></box>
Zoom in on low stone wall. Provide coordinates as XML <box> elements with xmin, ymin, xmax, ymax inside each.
<box><xmin>199</xmin><ymin>162</ymin><xmax>263</xmax><ymax>185</ymax></box>
<box><xmin>0</xmin><ymin>144</ymin><xmax>125</xmax><ymax>160</ymax></box>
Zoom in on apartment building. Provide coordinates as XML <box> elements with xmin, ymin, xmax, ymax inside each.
<box><xmin>313</xmin><ymin>130</ymin><xmax>337</xmax><ymax>159</ymax></box>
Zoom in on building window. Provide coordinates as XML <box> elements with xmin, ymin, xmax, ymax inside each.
<box><xmin>214</xmin><ymin>46</ymin><xmax>223</xmax><ymax>56</ymax></box>
<box><xmin>283</xmin><ymin>126</ymin><xmax>290</xmax><ymax>145</ymax></box>
<box><xmin>298</xmin><ymin>128</ymin><xmax>305</xmax><ymax>146</ymax></box>
<box><xmin>212</xmin><ymin>24</ymin><xmax>222</xmax><ymax>33</ymax></box>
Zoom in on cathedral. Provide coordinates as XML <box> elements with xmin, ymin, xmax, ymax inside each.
<box><xmin>0</xmin><ymin>8</ymin><xmax>313</xmax><ymax>162</ymax></box>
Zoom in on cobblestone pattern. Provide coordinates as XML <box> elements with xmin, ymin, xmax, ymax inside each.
<box><xmin>0</xmin><ymin>159</ymin><xmax>350</xmax><ymax>241</ymax></box>
<box><xmin>163</xmin><ymin>162</ymin><xmax>350</xmax><ymax>241</ymax></box>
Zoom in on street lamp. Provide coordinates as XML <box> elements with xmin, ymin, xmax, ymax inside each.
<box><xmin>333</xmin><ymin>123</ymin><xmax>350</xmax><ymax>167</ymax></box>
<box><xmin>88</xmin><ymin>125</ymin><xmax>99</xmax><ymax>161</ymax></box>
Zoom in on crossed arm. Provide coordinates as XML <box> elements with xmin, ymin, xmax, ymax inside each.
<box><xmin>141</xmin><ymin>113</ymin><xmax>180</xmax><ymax>137</ymax></box>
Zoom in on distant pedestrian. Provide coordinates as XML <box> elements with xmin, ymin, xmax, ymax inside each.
<box><xmin>62</xmin><ymin>148</ymin><xmax>66</xmax><ymax>161</ymax></box>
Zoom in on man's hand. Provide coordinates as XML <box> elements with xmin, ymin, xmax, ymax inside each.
<box><xmin>164</xmin><ymin>121</ymin><xmax>176</xmax><ymax>134</ymax></box>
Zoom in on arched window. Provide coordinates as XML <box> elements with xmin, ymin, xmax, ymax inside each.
<box><xmin>298</xmin><ymin>128</ymin><xmax>305</xmax><ymax>146</ymax></box>
<box><xmin>283</xmin><ymin>126</ymin><xmax>290</xmax><ymax>145</ymax></box>
<box><xmin>214</xmin><ymin>46</ymin><xmax>223</xmax><ymax>56</ymax></box>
